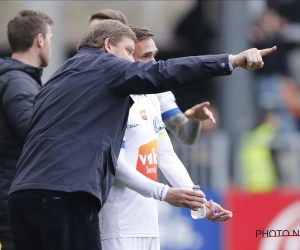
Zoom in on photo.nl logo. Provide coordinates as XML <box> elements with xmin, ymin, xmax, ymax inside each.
<box><xmin>256</xmin><ymin>230</ymin><xmax>300</xmax><ymax>238</ymax></box>
<box><xmin>258</xmin><ymin>201</ymin><xmax>300</xmax><ymax>250</ymax></box>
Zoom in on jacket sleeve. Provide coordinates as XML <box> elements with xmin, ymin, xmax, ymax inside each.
<box><xmin>104</xmin><ymin>54</ymin><xmax>231</xmax><ymax>96</ymax></box>
<box><xmin>2</xmin><ymin>76</ymin><xmax>40</xmax><ymax>141</ymax></box>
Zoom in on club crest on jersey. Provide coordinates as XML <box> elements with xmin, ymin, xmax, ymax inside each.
<box><xmin>140</xmin><ymin>109</ymin><xmax>147</xmax><ymax>120</ymax></box>
<box><xmin>153</xmin><ymin>116</ymin><xmax>160</xmax><ymax>133</ymax></box>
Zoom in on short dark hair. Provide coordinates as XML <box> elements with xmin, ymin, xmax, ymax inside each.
<box><xmin>129</xmin><ymin>25</ymin><xmax>154</xmax><ymax>42</ymax></box>
<box><xmin>90</xmin><ymin>9</ymin><xmax>127</xmax><ymax>25</ymax></box>
<box><xmin>78</xmin><ymin>19</ymin><xmax>136</xmax><ymax>51</ymax></box>
<box><xmin>7</xmin><ymin>10</ymin><xmax>53</xmax><ymax>53</ymax></box>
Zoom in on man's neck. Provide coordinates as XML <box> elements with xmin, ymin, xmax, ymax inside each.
<box><xmin>12</xmin><ymin>50</ymin><xmax>40</xmax><ymax>67</ymax></box>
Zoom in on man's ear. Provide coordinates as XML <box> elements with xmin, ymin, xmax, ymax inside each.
<box><xmin>102</xmin><ymin>38</ymin><xmax>114</xmax><ymax>53</ymax></box>
<box><xmin>35</xmin><ymin>33</ymin><xmax>44</xmax><ymax>48</ymax></box>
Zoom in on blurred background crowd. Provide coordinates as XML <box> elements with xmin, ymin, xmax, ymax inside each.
<box><xmin>1</xmin><ymin>1</ymin><xmax>300</xmax><ymax>249</ymax></box>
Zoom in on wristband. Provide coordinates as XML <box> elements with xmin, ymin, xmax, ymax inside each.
<box><xmin>159</xmin><ymin>184</ymin><xmax>169</xmax><ymax>201</ymax></box>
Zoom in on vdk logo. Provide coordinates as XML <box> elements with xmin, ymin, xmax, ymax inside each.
<box><xmin>136</xmin><ymin>139</ymin><xmax>158</xmax><ymax>181</ymax></box>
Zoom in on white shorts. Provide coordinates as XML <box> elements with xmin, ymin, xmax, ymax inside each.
<box><xmin>101</xmin><ymin>237</ymin><xmax>160</xmax><ymax>250</ymax></box>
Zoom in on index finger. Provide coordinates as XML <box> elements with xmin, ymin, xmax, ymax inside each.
<box><xmin>259</xmin><ymin>46</ymin><xmax>277</xmax><ymax>57</ymax></box>
<box><xmin>208</xmin><ymin>112</ymin><xmax>216</xmax><ymax>123</ymax></box>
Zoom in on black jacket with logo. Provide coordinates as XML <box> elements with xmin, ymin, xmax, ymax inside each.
<box><xmin>9</xmin><ymin>47</ymin><xmax>231</xmax><ymax>208</ymax></box>
<box><xmin>0</xmin><ymin>57</ymin><xmax>42</xmax><ymax>215</ymax></box>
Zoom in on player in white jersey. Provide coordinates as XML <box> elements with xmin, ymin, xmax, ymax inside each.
<box><xmin>100</xmin><ymin>93</ymin><xmax>232</xmax><ymax>250</ymax></box>
<box><xmin>89</xmin><ymin>11</ymin><xmax>215</xmax><ymax>145</ymax></box>
<box><xmin>99</xmin><ymin>26</ymin><xmax>233</xmax><ymax>250</ymax></box>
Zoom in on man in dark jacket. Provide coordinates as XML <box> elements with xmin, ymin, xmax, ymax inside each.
<box><xmin>89</xmin><ymin>9</ymin><xmax>215</xmax><ymax>146</ymax></box>
<box><xmin>8</xmin><ymin>20</ymin><xmax>276</xmax><ymax>250</ymax></box>
<box><xmin>0</xmin><ymin>10</ymin><xmax>53</xmax><ymax>250</ymax></box>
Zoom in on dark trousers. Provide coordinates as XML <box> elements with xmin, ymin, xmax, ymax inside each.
<box><xmin>8</xmin><ymin>190</ymin><xmax>101</xmax><ymax>250</ymax></box>
<box><xmin>0</xmin><ymin>211</ymin><xmax>15</xmax><ymax>250</ymax></box>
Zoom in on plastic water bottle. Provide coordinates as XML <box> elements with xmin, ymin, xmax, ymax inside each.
<box><xmin>191</xmin><ymin>185</ymin><xmax>206</xmax><ymax>219</ymax></box>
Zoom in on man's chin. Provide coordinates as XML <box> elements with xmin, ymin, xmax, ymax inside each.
<box><xmin>40</xmin><ymin>60</ymin><xmax>49</xmax><ymax>68</ymax></box>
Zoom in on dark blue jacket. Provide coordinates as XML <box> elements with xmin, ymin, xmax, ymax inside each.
<box><xmin>9</xmin><ymin>47</ymin><xmax>231</xmax><ymax>207</ymax></box>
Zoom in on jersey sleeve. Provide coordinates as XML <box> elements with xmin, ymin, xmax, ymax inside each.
<box><xmin>158</xmin><ymin>129</ymin><xmax>194</xmax><ymax>190</ymax></box>
<box><xmin>156</xmin><ymin>92</ymin><xmax>182</xmax><ymax>120</ymax></box>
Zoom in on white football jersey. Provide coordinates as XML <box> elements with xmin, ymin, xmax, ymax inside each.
<box><xmin>99</xmin><ymin>94</ymin><xmax>163</xmax><ymax>239</ymax></box>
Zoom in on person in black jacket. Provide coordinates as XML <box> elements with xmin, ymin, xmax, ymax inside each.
<box><xmin>0</xmin><ymin>10</ymin><xmax>53</xmax><ymax>250</ymax></box>
<box><xmin>8</xmin><ymin>20</ymin><xmax>276</xmax><ymax>250</ymax></box>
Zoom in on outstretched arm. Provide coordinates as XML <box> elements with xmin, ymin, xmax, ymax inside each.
<box><xmin>107</xmin><ymin>46</ymin><xmax>276</xmax><ymax>96</ymax></box>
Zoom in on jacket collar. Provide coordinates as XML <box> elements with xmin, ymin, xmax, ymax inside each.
<box><xmin>1</xmin><ymin>57</ymin><xmax>43</xmax><ymax>86</ymax></box>
<box><xmin>78</xmin><ymin>46</ymin><xmax>105</xmax><ymax>56</ymax></box>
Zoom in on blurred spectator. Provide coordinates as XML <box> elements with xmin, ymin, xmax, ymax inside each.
<box><xmin>248</xmin><ymin>8</ymin><xmax>298</xmax><ymax>132</ymax></box>
<box><xmin>265</xmin><ymin>1</ymin><xmax>300</xmax><ymax>131</ymax></box>
<box><xmin>239</xmin><ymin>110</ymin><xmax>280</xmax><ymax>193</ymax></box>
<box><xmin>248</xmin><ymin>8</ymin><xmax>288</xmax><ymax>76</ymax></box>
